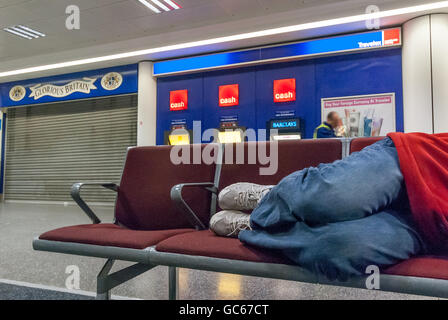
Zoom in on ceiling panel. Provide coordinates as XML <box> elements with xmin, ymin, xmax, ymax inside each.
<box><xmin>80</xmin><ymin>1</ymin><xmax>154</xmax><ymax>29</ymax></box>
<box><xmin>0</xmin><ymin>0</ymin><xmax>444</xmax><ymax>82</ymax></box>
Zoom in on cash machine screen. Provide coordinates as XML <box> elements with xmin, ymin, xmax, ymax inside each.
<box><xmin>271</xmin><ymin>119</ymin><xmax>299</xmax><ymax>129</ymax></box>
<box><xmin>269</xmin><ymin>118</ymin><xmax>302</xmax><ymax>141</ymax></box>
<box><xmin>218</xmin><ymin>131</ymin><xmax>243</xmax><ymax>144</ymax></box>
<box><xmin>168</xmin><ymin>133</ymin><xmax>190</xmax><ymax>145</ymax></box>
<box><xmin>166</xmin><ymin>124</ymin><xmax>191</xmax><ymax>146</ymax></box>
<box><xmin>218</xmin><ymin>121</ymin><xmax>245</xmax><ymax>144</ymax></box>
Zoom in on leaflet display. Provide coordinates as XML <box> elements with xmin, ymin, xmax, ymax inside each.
<box><xmin>321</xmin><ymin>93</ymin><xmax>396</xmax><ymax>138</ymax></box>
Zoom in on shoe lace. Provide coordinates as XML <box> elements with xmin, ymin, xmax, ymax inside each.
<box><xmin>226</xmin><ymin>216</ymin><xmax>252</xmax><ymax>237</ymax></box>
<box><xmin>236</xmin><ymin>186</ymin><xmax>270</xmax><ymax>208</ymax></box>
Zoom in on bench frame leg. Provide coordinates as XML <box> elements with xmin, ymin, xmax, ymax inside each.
<box><xmin>168</xmin><ymin>266</ymin><xmax>179</xmax><ymax>300</ymax></box>
<box><xmin>96</xmin><ymin>259</ymin><xmax>155</xmax><ymax>300</ymax></box>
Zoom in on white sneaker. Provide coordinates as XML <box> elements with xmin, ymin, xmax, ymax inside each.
<box><xmin>209</xmin><ymin>210</ymin><xmax>251</xmax><ymax>238</ymax></box>
<box><xmin>218</xmin><ymin>183</ymin><xmax>274</xmax><ymax>211</ymax></box>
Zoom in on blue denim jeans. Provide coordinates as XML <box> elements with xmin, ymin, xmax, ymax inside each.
<box><xmin>239</xmin><ymin>138</ymin><xmax>426</xmax><ymax>280</ymax></box>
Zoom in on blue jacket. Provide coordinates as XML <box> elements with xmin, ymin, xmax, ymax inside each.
<box><xmin>314</xmin><ymin>122</ymin><xmax>336</xmax><ymax>139</ymax></box>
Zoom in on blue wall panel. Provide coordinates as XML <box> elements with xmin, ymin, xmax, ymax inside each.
<box><xmin>202</xmin><ymin>68</ymin><xmax>256</xmax><ymax>143</ymax></box>
<box><xmin>315</xmin><ymin>48</ymin><xmax>403</xmax><ymax>132</ymax></box>
<box><xmin>255</xmin><ymin>60</ymin><xmax>316</xmax><ymax>139</ymax></box>
<box><xmin>157</xmin><ymin>74</ymin><xmax>203</xmax><ymax>145</ymax></box>
<box><xmin>156</xmin><ymin>48</ymin><xmax>403</xmax><ymax>144</ymax></box>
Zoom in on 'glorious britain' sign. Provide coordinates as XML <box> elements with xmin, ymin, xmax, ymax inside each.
<box><xmin>0</xmin><ymin>65</ymin><xmax>136</xmax><ymax>107</ymax></box>
<box><xmin>29</xmin><ymin>78</ymin><xmax>98</xmax><ymax>100</ymax></box>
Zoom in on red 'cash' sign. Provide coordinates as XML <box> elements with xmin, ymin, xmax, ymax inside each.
<box><xmin>170</xmin><ymin>89</ymin><xmax>188</xmax><ymax>111</ymax></box>
<box><xmin>273</xmin><ymin>79</ymin><xmax>296</xmax><ymax>103</ymax></box>
<box><xmin>219</xmin><ymin>84</ymin><xmax>239</xmax><ymax>107</ymax></box>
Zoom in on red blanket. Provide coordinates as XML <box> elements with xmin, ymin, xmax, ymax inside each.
<box><xmin>388</xmin><ymin>132</ymin><xmax>448</xmax><ymax>247</ymax></box>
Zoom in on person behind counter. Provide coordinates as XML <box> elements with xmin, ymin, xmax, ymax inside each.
<box><xmin>313</xmin><ymin>111</ymin><xmax>343</xmax><ymax>139</ymax></box>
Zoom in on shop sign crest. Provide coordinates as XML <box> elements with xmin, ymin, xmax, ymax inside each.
<box><xmin>9</xmin><ymin>85</ymin><xmax>26</xmax><ymax>102</ymax></box>
<box><xmin>101</xmin><ymin>72</ymin><xmax>123</xmax><ymax>91</ymax></box>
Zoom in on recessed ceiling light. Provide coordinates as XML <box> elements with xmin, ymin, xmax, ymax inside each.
<box><xmin>151</xmin><ymin>0</ymin><xmax>170</xmax><ymax>11</ymax></box>
<box><xmin>17</xmin><ymin>25</ymin><xmax>46</xmax><ymax>37</ymax></box>
<box><xmin>0</xmin><ymin>0</ymin><xmax>447</xmax><ymax>78</ymax></box>
<box><xmin>163</xmin><ymin>0</ymin><xmax>181</xmax><ymax>10</ymax></box>
<box><xmin>3</xmin><ymin>25</ymin><xmax>46</xmax><ymax>40</ymax></box>
<box><xmin>138</xmin><ymin>0</ymin><xmax>161</xmax><ymax>13</ymax></box>
<box><xmin>3</xmin><ymin>27</ymin><xmax>32</xmax><ymax>39</ymax></box>
<box><xmin>138</xmin><ymin>0</ymin><xmax>181</xmax><ymax>13</ymax></box>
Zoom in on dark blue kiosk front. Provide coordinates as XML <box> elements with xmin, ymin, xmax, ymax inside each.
<box><xmin>155</xmin><ymin>28</ymin><xmax>404</xmax><ymax>145</ymax></box>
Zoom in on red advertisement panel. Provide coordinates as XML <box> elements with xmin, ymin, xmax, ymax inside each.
<box><xmin>274</xmin><ymin>79</ymin><xmax>296</xmax><ymax>103</ymax></box>
<box><xmin>170</xmin><ymin>89</ymin><xmax>188</xmax><ymax>111</ymax></box>
<box><xmin>219</xmin><ymin>84</ymin><xmax>239</xmax><ymax>107</ymax></box>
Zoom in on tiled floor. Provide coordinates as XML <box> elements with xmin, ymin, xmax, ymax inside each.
<box><xmin>0</xmin><ymin>282</ymin><xmax>93</xmax><ymax>300</ymax></box>
<box><xmin>0</xmin><ymin>202</ymin><xmax>437</xmax><ymax>300</ymax></box>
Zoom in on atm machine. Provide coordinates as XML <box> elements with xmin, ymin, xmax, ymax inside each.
<box><xmin>164</xmin><ymin>123</ymin><xmax>192</xmax><ymax>146</ymax></box>
<box><xmin>268</xmin><ymin>118</ymin><xmax>303</xmax><ymax>141</ymax></box>
<box><xmin>217</xmin><ymin>118</ymin><xmax>246</xmax><ymax>144</ymax></box>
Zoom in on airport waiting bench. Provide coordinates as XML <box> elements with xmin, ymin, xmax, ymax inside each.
<box><xmin>33</xmin><ymin>138</ymin><xmax>448</xmax><ymax>299</ymax></box>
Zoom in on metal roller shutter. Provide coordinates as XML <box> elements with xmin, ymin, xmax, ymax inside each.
<box><xmin>5</xmin><ymin>94</ymin><xmax>137</xmax><ymax>203</ymax></box>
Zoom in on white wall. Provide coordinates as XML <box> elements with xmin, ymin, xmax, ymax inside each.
<box><xmin>137</xmin><ymin>61</ymin><xmax>158</xmax><ymax>146</ymax></box>
<box><xmin>402</xmin><ymin>16</ymin><xmax>433</xmax><ymax>134</ymax></box>
<box><xmin>402</xmin><ymin>13</ymin><xmax>448</xmax><ymax>134</ymax></box>
<box><xmin>430</xmin><ymin>14</ymin><xmax>448</xmax><ymax>134</ymax></box>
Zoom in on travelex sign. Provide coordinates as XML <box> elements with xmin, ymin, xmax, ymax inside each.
<box><xmin>358</xmin><ymin>28</ymin><xmax>400</xmax><ymax>48</ymax></box>
<box><xmin>153</xmin><ymin>28</ymin><xmax>402</xmax><ymax>76</ymax></box>
<box><xmin>0</xmin><ymin>65</ymin><xmax>137</xmax><ymax>107</ymax></box>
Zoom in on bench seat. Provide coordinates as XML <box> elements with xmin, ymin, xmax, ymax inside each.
<box><xmin>156</xmin><ymin>230</ymin><xmax>448</xmax><ymax>282</ymax></box>
<box><xmin>33</xmin><ymin>138</ymin><xmax>448</xmax><ymax>299</ymax></box>
<box><xmin>39</xmin><ymin>223</ymin><xmax>195</xmax><ymax>250</ymax></box>
<box><xmin>156</xmin><ymin>229</ymin><xmax>291</xmax><ymax>264</ymax></box>
<box><xmin>384</xmin><ymin>256</ymin><xmax>448</xmax><ymax>280</ymax></box>
<box><xmin>350</xmin><ymin>137</ymin><xmax>383</xmax><ymax>153</ymax></box>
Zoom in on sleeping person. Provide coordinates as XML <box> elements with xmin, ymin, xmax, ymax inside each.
<box><xmin>209</xmin><ymin>133</ymin><xmax>448</xmax><ymax>281</ymax></box>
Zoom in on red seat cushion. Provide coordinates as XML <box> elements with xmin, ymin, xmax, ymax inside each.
<box><xmin>157</xmin><ymin>231</ymin><xmax>448</xmax><ymax>280</ymax></box>
<box><xmin>384</xmin><ymin>256</ymin><xmax>448</xmax><ymax>280</ymax></box>
<box><xmin>39</xmin><ymin>224</ymin><xmax>195</xmax><ymax>250</ymax></box>
<box><xmin>350</xmin><ymin>137</ymin><xmax>384</xmax><ymax>154</ymax></box>
<box><xmin>156</xmin><ymin>230</ymin><xmax>291</xmax><ymax>264</ymax></box>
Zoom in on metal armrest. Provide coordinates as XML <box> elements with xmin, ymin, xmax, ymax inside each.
<box><xmin>71</xmin><ymin>182</ymin><xmax>119</xmax><ymax>224</ymax></box>
<box><xmin>170</xmin><ymin>182</ymin><xmax>218</xmax><ymax>230</ymax></box>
